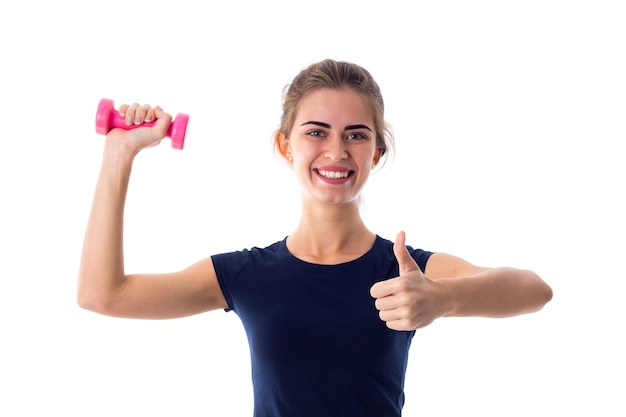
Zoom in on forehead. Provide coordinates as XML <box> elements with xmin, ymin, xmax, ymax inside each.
<box><xmin>295</xmin><ymin>88</ymin><xmax>373</xmax><ymax>125</ymax></box>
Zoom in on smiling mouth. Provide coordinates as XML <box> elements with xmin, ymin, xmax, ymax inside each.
<box><xmin>316</xmin><ymin>169</ymin><xmax>352</xmax><ymax>179</ymax></box>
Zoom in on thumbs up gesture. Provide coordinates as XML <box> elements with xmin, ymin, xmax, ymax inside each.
<box><xmin>370</xmin><ymin>231</ymin><xmax>444</xmax><ymax>331</ymax></box>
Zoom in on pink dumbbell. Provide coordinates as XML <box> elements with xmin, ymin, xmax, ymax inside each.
<box><xmin>95</xmin><ymin>98</ymin><xmax>189</xmax><ymax>150</ymax></box>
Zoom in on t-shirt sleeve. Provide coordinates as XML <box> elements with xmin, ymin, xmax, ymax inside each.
<box><xmin>409</xmin><ymin>247</ymin><xmax>433</xmax><ymax>273</ymax></box>
<box><xmin>211</xmin><ymin>250</ymin><xmax>251</xmax><ymax>312</ymax></box>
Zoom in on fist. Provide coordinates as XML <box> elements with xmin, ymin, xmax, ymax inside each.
<box><xmin>370</xmin><ymin>231</ymin><xmax>443</xmax><ymax>331</ymax></box>
<box><xmin>108</xmin><ymin>103</ymin><xmax>172</xmax><ymax>152</ymax></box>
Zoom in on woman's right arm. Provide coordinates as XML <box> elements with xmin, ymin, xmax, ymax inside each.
<box><xmin>77</xmin><ymin>104</ymin><xmax>228</xmax><ymax>319</ymax></box>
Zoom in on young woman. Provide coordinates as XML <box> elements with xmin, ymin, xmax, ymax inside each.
<box><xmin>78</xmin><ymin>59</ymin><xmax>552</xmax><ymax>416</ymax></box>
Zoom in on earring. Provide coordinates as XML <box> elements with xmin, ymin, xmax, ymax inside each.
<box><xmin>287</xmin><ymin>155</ymin><xmax>293</xmax><ymax>162</ymax></box>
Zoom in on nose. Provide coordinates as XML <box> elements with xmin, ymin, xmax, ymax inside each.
<box><xmin>324</xmin><ymin>136</ymin><xmax>348</xmax><ymax>161</ymax></box>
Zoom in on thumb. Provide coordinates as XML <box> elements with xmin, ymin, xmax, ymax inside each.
<box><xmin>393</xmin><ymin>231</ymin><xmax>419</xmax><ymax>275</ymax></box>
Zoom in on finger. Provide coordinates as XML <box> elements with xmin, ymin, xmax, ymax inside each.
<box><xmin>125</xmin><ymin>103</ymin><xmax>140</xmax><ymax>125</ymax></box>
<box><xmin>386</xmin><ymin>318</ymin><xmax>417</xmax><ymax>332</ymax></box>
<box><xmin>374</xmin><ymin>294</ymin><xmax>388</xmax><ymax>310</ymax></box>
<box><xmin>118</xmin><ymin>103</ymin><xmax>129</xmax><ymax>117</ymax></box>
<box><xmin>153</xmin><ymin>105</ymin><xmax>166</xmax><ymax>120</ymax></box>
<box><xmin>393</xmin><ymin>231</ymin><xmax>420</xmax><ymax>275</ymax></box>
<box><xmin>144</xmin><ymin>106</ymin><xmax>170</xmax><ymax>140</ymax></box>
<box><xmin>134</xmin><ymin>104</ymin><xmax>152</xmax><ymax>125</ymax></box>
<box><xmin>153</xmin><ymin>106</ymin><xmax>171</xmax><ymax>126</ymax></box>
<box><xmin>378</xmin><ymin>310</ymin><xmax>414</xmax><ymax>331</ymax></box>
<box><xmin>370</xmin><ymin>278</ymin><xmax>392</xmax><ymax>299</ymax></box>
<box><xmin>145</xmin><ymin>106</ymin><xmax>155</xmax><ymax>123</ymax></box>
<box><xmin>371</xmin><ymin>275</ymin><xmax>407</xmax><ymax>299</ymax></box>
<box><xmin>378</xmin><ymin>308</ymin><xmax>402</xmax><ymax>323</ymax></box>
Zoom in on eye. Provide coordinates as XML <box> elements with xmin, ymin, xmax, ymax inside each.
<box><xmin>306</xmin><ymin>129</ymin><xmax>326</xmax><ymax>138</ymax></box>
<box><xmin>346</xmin><ymin>132</ymin><xmax>368</xmax><ymax>141</ymax></box>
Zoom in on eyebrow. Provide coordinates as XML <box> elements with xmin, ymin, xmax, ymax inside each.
<box><xmin>300</xmin><ymin>121</ymin><xmax>372</xmax><ymax>132</ymax></box>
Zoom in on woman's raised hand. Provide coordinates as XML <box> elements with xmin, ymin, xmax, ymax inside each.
<box><xmin>107</xmin><ymin>103</ymin><xmax>173</xmax><ymax>153</ymax></box>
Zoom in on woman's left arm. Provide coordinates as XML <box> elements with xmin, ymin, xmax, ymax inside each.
<box><xmin>426</xmin><ymin>252</ymin><xmax>553</xmax><ymax>318</ymax></box>
<box><xmin>371</xmin><ymin>232</ymin><xmax>553</xmax><ymax>330</ymax></box>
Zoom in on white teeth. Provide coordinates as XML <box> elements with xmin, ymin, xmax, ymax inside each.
<box><xmin>318</xmin><ymin>170</ymin><xmax>349</xmax><ymax>179</ymax></box>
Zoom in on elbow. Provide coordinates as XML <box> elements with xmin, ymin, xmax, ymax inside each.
<box><xmin>77</xmin><ymin>292</ymin><xmax>97</xmax><ymax>313</ymax></box>
<box><xmin>76</xmin><ymin>285</ymin><xmax>103</xmax><ymax>314</ymax></box>
<box><xmin>76</xmin><ymin>274</ymin><xmax>114</xmax><ymax>315</ymax></box>
<box><xmin>540</xmin><ymin>279</ymin><xmax>554</xmax><ymax>309</ymax></box>
<box><xmin>542</xmin><ymin>279</ymin><xmax>554</xmax><ymax>305</ymax></box>
<box><xmin>526</xmin><ymin>270</ymin><xmax>553</xmax><ymax>313</ymax></box>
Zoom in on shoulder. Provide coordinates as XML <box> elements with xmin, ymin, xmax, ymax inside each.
<box><xmin>209</xmin><ymin>239</ymin><xmax>287</xmax><ymax>311</ymax></box>
<box><xmin>211</xmin><ymin>240</ymin><xmax>284</xmax><ymax>265</ymax></box>
<box><xmin>211</xmin><ymin>239</ymin><xmax>286</xmax><ymax>273</ymax></box>
<box><xmin>424</xmin><ymin>252</ymin><xmax>491</xmax><ymax>279</ymax></box>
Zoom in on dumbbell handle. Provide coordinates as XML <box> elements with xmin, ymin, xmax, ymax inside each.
<box><xmin>95</xmin><ymin>98</ymin><xmax>189</xmax><ymax>150</ymax></box>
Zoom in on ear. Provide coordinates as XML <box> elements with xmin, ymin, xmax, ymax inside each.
<box><xmin>372</xmin><ymin>148</ymin><xmax>384</xmax><ymax>168</ymax></box>
<box><xmin>274</xmin><ymin>132</ymin><xmax>292</xmax><ymax>162</ymax></box>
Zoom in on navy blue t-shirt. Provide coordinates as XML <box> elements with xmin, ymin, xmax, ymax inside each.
<box><xmin>211</xmin><ymin>235</ymin><xmax>432</xmax><ymax>417</ymax></box>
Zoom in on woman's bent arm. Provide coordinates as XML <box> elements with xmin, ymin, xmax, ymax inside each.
<box><xmin>78</xmin><ymin>105</ymin><xmax>227</xmax><ymax>319</ymax></box>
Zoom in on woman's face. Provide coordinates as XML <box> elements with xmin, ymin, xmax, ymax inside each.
<box><xmin>282</xmin><ymin>88</ymin><xmax>381</xmax><ymax>206</ymax></box>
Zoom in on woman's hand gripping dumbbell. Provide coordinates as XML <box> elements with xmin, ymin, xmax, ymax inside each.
<box><xmin>95</xmin><ymin>98</ymin><xmax>189</xmax><ymax>150</ymax></box>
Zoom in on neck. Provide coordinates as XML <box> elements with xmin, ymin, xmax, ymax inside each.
<box><xmin>287</xmin><ymin>198</ymin><xmax>376</xmax><ymax>264</ymax></box>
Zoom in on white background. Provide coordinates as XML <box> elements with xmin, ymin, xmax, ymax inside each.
<box><xmin>1</xmin><ymin>1</ymin><xmax>624</xmax><ymax>415</ymax></box>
